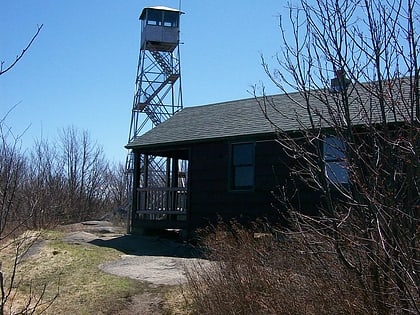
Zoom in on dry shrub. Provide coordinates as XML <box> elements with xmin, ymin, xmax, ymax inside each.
<box><xmin>185</xmin><ymin>221</ymin><xmax>372</xmax><ymax>315</ymax></box>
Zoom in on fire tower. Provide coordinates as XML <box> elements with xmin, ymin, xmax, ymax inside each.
<box><xmin>126</xmin><ymin>6</ymin><xmax>184</xmax><ymax>187</ymax></box>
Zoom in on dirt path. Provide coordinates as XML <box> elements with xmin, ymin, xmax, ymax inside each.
<box><xmin>113</xmin><ymin>292</ymin><xmax>165</xmax><ymax>315</ymax></box>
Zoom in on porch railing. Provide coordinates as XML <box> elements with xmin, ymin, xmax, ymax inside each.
<box><xmin>137</xmin><ymin>187</ymin><xmax>187</xmax><ymax>220</ymax></box>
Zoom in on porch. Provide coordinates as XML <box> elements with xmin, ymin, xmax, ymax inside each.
<box><xmin>137</xmin><ymin>186</ymin><xmax>188</xmax><ymax>220</ymax></box>
<box><xmin>130</xmin><ymin>150</ymin><xmax>190</xmax><ymax>231</ymax></box>
<box><xmin>132</xmin><ymin>186</ymin><xmax>189</xmax><ymax>231</ymax></box>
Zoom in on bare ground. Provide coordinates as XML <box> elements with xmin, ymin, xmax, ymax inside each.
<box><xmin>113</xmin><ymin>292</ymin><xmax>165</xmax><ymax>315</ymax></box>
<box><xmin>58</xmin><ymin>221</ymin><xmax>211</xmax><ymax>314</ymax></box>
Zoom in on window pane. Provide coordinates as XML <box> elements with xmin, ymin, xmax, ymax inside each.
<box><xmin>233</xmin><ymin>143</ymin><xmax>254</xmax><ymax>165</ymax></box>
<box><xmin>147</xmin><ymin>10</ymin><xmax>162</xmax><ymax>25</ymax></box>
<box><xmin>324</xmin><ymin>136</ymin><xmax>346</xmax><ymax>161</ymax></box>
<box><xmin>164</xmin><ymin>12</ymin><xmax>178</xmax><ymax>27</ymax></box>
<box><xmin>231</xmin><ymin>143</ymin><xmax>255</xmax><ymax>190</ymax></box>
<box><xmin>235</xmin><ymin>166</ymin><xmax>254</xmax><ymax>188</ymax></box>
<box><xmin>326</xmin><ymin>161</ymin><xmax>349</xmax><ymax>183</ymax></box>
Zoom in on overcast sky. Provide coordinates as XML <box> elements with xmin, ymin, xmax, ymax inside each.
<box><xmin>1</xmin><ymin>0</ymin><xmax>289</xmax><ymax>163</ymax></box>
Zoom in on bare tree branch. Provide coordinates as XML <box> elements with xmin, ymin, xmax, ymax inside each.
<box><xmin>259</xmin><ymin>0</ymin><xmax>419</xmax><ymax>313</ymax></box>
<box><xmin>0</xmin><ymin>24</ymin><xmax>43</xmax><ymax>76</ymax></box>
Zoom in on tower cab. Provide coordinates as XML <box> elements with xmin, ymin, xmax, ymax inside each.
<box><xmin>140</xmin><ymin>6</ymin><xmax>183</xmax><ymax>52</ymax></box>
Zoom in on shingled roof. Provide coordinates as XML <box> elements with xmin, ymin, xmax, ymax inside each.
<box><xmin>126</xmin><ymin>93</ymin><xmax>296</xmax><ymax>150</ymax></box>
<box><xmin>126</xmin><ymin>78</ymin><xmax>412</xmax><ymax>150</ymax></box>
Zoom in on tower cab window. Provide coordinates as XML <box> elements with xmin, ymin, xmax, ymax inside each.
<box><xmin>147</xmin><ymin>10</ymin><xmax>162</xmax><ymax>25</ymax></box>
<box><xmin>164</xmin><ymin>12</ymin><xmax>179</xmax><ymax>27</ymax></box>
<box><xmin>147</xmin><ymin>10</ymin><xmax>178</xmax><ymax>27</ymax></box>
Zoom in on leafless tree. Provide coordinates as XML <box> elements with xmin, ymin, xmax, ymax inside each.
<box><xmin>0</xmin><ymin>24</ymin><xmax>60</xmax><ymax>313</ymax></box>
<box><xmin>58</xmin><ymin>126</ymin><xmax>110</xmax><ymax>222</ymax></box>
<box><xmin>0</xmin><ymin>16</ymin><xmax>44</xmax><ymax>230</ymax></box>
<box><xmin>106</xmin><ymin>162</ymin><xmax>128</xmax><ymax>212</ymax></box>
<box><xmin>258</xmin><ymin>0</ymin><xmax>419</xmax><ymax>313</ymax></box>
<box><xmin>22</xmin><ymin>138</ymin><xmax>65</xmax><ymax>228</ymax></box>
<box><xmin>0</xmin><ymin>116</ymin><xmax>57</xmax><ymax>314</ymax></box>
<box><xmin>0</xmin><ymin>113</ymin><xmax>27</xmax><ymax>240</ymax></box>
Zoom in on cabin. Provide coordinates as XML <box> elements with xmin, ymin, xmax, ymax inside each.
<box><xmin>125</xmin><ymin>77</ymin><xmax>413</xmax><ymax>234</ymax></box>
<box><xmin>126</xmin><ymin>95</ymin><xmax>305</xmax><ymax>234</ymax></box>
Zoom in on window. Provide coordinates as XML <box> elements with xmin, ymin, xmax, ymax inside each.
<box><xmin>147</xmin><ymin>10</ymin><xmax>163</xmax><ymax>25</ymax></box>
<box><xmin>231</xmin><ymin>143</ymin><xmax>255</xmax><ymax>190</ymax></box>
<box><xmin>324</xmin><ymin>136</ymin><xmax>349</xmax><ymax>184</ymax></box>
<box><xmin>163</xmin><ymin>12</ymin><xmax>179</xmax><ymax>27</ymax></box>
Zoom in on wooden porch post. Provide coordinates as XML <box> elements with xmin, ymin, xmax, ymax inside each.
<box><xmin>171</xmin><ymin>158</ymin><xmax>179</xmax><ymax>188</ymax></box>
<box><xmin>143</xmin><ymin>154</ymin><xmax>149</xmax><ymax>213</ymax></box>
<box><xmin>171</xmin><ymin>158</ymin><xmax>179</xmax><ymax>214</ymax></box>
<box><xmin>131</xmin><ymin>151</ymin><xmax>141</xmax><ymax>230</ymax></box>
<box><xmin>144</xmin><ymin>154</ymin><xmax>149</xmax><ymax>188</ymax></box>
<box><xmin>166</xmin><ymin>158</ymin><xmax>171</xmax><ymax>212</ymax></box>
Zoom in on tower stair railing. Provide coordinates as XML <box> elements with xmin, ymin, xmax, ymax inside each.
<box><xmin>150</xmin><ymin>50</ymin><xmax>173</xmax><ymax>76</ymax></box>
<box><xmin>137</xmin><ymin>75</ymin><xmax>178</xmax><ymax>110</ymax></box>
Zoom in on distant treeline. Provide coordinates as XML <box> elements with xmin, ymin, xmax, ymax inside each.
<box><xmin>0</xmin><ymin>124</ymin><xmax>126</xmax><ymax>234</ymax></box>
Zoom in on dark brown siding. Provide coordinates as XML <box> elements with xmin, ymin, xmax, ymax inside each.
<box><xmin>188</xmin><ymin>139</ymin><xmax>291</xmax><ymax>228</ymax></box>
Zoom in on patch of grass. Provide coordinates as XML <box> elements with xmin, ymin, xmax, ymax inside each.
<box><xmin>2</xmin><ymin>230</ymin><xmax>149</xmax><ymax>314</ymax></box>
<box><xmin>162</xmin><ymin>285</ymin><xmax>194</xmax><ymax>315</ymax></box>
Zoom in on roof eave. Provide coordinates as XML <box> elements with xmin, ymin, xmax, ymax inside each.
<box><xmin>126</xmin><ymin>131</ymin><xmax>278</xmax><ymax>151</ymax></box>
<box><xmin>140</xmin><ymin>6</ymin><xmax>184</xmax><ymax>20</ymax></box>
